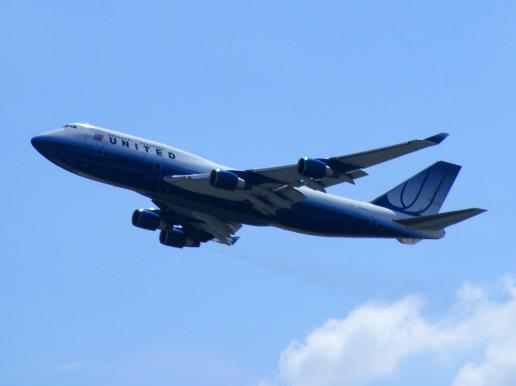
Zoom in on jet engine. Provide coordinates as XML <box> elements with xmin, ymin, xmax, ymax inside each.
<box><xmin>209</xmin><ymin>169</ymin><xmax>246</xmax><ymax>191</ymax></box>
<box><xmin>159</xmin><ymin>228</ymin><xmax>201</xmax><ymax>248</ymax></box>
<box><xmin>132</xmin><ymin>208</ymin><xmax>161</xmax><ymax>231</ymax></box>
<box><xmin>297</xmin><ymin>157</ymin><xmax>334</xmax><ymax>179</ymax></box>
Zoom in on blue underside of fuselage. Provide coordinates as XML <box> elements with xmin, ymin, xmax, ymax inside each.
<box><xmin>37</xmin><ymin>138</ymin><xmax>423</xmax><ymax>240</ymax></box>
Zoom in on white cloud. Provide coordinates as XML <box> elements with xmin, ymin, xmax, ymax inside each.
<box><xmin>452</xmin><ymin>340</ymin><xmax>516</xmax><ymax>386</ymax></box>
<box><xmin>265</xmin><ymin>275</ymin><xmax>516</xmax><ymax>386</ymax></box>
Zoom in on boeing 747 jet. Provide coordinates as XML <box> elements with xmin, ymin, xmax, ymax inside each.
<box><xmin>32</xmin><ymin>124</ymin><xmax>485</xmax><ymax>248</ymax></box>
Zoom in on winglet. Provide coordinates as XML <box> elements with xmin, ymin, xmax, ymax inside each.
<box><xmin>425</xmin><ymin>132</ymin><xmax>449</xmax><ymax>144</ymax></box>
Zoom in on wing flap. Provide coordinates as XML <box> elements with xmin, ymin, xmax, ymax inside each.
<box><xmin>153</xmin><ymin>199</ymin><xmax>242</xmax><ymax>245</ymax></box>
<box><xmin>163</xmin><ymin>173</ymin><xmax>304</xmax><ymax>215</ymax></box>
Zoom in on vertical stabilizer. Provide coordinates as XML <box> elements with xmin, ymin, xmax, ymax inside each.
<box><xmin>371</xmin><ymin>161</ymin><xmax>461</xmax><ymax>216</ymax></box>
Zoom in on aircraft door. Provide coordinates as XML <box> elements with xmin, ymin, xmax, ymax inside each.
<box><xmin>142</xmin><ymin>145</ymin><xmax>170</xmax><ymax>190</ymax></box>
<box><xmin>93</xmin><ymin>133</ymin><xmax>105</xmax><ymax>156</ymax></box>
<box><xmin>156</xmin><ymin>160</ymin><xmax>167</xmax><ymax>189</ymax></box>
<box><xmin>145</xmin><ymin>156</ymin><xmax>164</xmax><ymax>190</ymax></box>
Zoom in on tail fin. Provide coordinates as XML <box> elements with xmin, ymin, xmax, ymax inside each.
<box><xmin>371</xmin><ymin>161</ymin><xmax>461</xmax><ymax>216</ymax></box>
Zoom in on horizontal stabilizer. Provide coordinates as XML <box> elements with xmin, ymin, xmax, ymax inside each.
<box><xmin>394</xmin><ymin>208</ymin><xmax>486</xmax><ymax>231</ymax></box>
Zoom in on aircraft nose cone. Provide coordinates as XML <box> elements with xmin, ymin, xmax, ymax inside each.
<box><xmin>31</xmin><ymin>134</ymin><xmax>52</xmax><ymax>155</ymax></box>
<box><xmin>32</xmin><ymin>128</ymin><xmax>81</xmax><ymax>169</ymax></box>
<box><xmin>31</xmin><ymin>134</ymin><xmax>44</xmax><ymax>151</ymax></box>
<box><xmin>31</xmin><ymin>130</ymin><xmax>67</xmax><ymax>158</ymax></box>
<box><xmin>31</xmin><ymin>135</ymin><xmax>44</xmax><ymax>148</ymax></box>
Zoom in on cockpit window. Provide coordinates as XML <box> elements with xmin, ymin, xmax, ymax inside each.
<box><xmin>64</xmin><ymin>124</ymin><xmax>78</xmax><ymax>129</ymax></box>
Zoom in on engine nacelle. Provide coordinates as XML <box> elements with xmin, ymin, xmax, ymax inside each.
<box><xmin>132</xmin><ymin>209</ymin><xmax>161</xmax><ymax>231</ymax></box>
<box><xmin>209</xmin><ymin>169</ymin><xmax>246</xmax><ymax>191</ymax></box>
<box><xmin>159</xmin><ymin>228</ymin><xmax>200</xmax><ymax>248</ymax></box>
<box><xmin>297</xmin><ymin>157</ymin><xmax>334</xmax><ymax>179</ymax></box>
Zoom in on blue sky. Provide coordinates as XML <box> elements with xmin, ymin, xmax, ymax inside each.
<box><xmin>1</xmin><ymin>1</ymin><xmax>515</xmax><ymax>385</ymax></box>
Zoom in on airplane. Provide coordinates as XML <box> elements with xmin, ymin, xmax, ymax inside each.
<box><xmin>31</xmin><ymin>123</ymin><xmax>485</xmax><ymax>248</ymax></box>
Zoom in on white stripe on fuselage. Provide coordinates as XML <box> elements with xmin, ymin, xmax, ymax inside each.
<box><xmin>81</xmin><ymin>124</ymin><xmax>227</xmax><ymax>171</ymax></box>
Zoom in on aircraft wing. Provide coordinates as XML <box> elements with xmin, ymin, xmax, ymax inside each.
<box><xmin>248</xmin><ymin>132</ymin><xmax>448</xmax><ymax>191</ymax></box>
<box><xmin>153</xmin><ymin>199</ymin><xmax>242</xmax><ymax>245</ymax></box>
<box><xmin>163</xmin><ymin>172</ymin><xmax>305</xmax><ymax>216</ymax></box>
<box><xmin>162</xmin><ymin>133</ymin><xmax>448</xmax><ymax>215</ymax></box>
